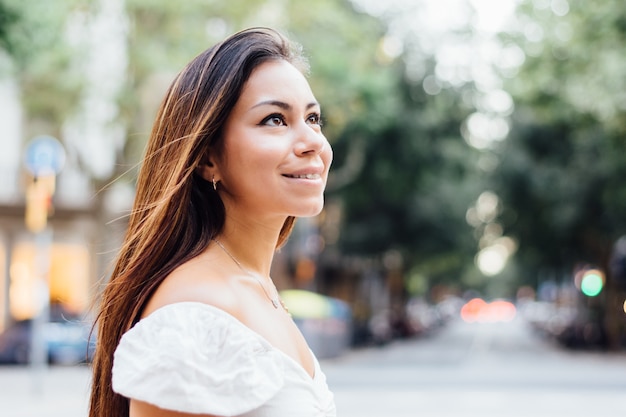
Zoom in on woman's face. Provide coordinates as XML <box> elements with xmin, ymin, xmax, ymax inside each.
<box><xmin>215</xmin><ymin>59</ymin><xmax>332</xmax><ymax>221</ymax></box>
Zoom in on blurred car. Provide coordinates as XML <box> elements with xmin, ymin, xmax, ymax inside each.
<box><xmin>280</xmin><ymin>289</ymin><xmax>352</xmax><ymax>359</ymax></box>
<box><xmin>0</xmin><ymin>318</ymin><xmax>95</xmax><ymax>365</ymax></box>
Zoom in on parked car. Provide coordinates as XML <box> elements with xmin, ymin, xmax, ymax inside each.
<box><xmin>280</xmin><ymin>290</ymin><xmax>352</xmax><ymax>359</ymax></box>
<box><xmin>0</xmin><ymin>318</ymin><xmax>95</xmax><ymax>365</ymax></box>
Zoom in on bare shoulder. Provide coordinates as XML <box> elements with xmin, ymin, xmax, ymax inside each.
<box><xmin>141</xmin><ymin>250</ymin><xmax>241</xmax><ymax>320</ymax></box>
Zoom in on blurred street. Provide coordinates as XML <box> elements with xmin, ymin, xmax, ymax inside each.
<box><xmin>324</xmin><ymin>317</ymin><xmax>626</xmax><ymax>417</ymax></box>
<box><xmin>3</xmin><ymin>316</ymin><xmax>626</xmax><ymax>417</ymax></box>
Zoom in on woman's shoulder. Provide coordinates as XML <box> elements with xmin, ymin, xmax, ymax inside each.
<box><xmin>142</xmin><ymin>251</ymin><xmax>242</xmax><ymax>320</ymax></box>
<box><xmin>112</xmin><ymin>301</ymin><xmax>286</xmax><ymax>415</ymax></box>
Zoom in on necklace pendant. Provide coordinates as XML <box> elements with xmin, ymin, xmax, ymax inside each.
<box><xmin>271</xmin><ymin>299</ymin><xmax>280</xmax><ymax>309</ymax></box>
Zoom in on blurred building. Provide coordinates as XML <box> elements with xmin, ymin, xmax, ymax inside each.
<box><xmin>0</xmin><ymin>84</ymin><xmax>99</xmax><ymax>331</ymax></box>
<box><xmin>0</xmin><ymin>0</ymin><xmax>129</xmax><ymax>332</ymax></box>
<box><xmin>0</xmin><ymin>80</ymin><xmax>133</xmax><ymax>332</ymax></box>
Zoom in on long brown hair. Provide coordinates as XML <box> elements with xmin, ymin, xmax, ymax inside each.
<box><xmin>89</xmin><ymin>27</ymin><xmax>307</xmax><ymax>417</ymax></box>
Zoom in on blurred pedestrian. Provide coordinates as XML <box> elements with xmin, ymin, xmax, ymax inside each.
<box><xmin>89</xmin><ymin>27</ymin><xmax>335</xmax><ymax>417</ymax></box>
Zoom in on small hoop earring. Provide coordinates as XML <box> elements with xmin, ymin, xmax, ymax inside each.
<box><xmin>212</xmin><ymin>175</ymin><xmax>217</xmax><ymax>191</ymax></box>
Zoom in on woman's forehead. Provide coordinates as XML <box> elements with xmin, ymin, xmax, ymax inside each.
<box><xmin>236</xmin><ymin>60</ymin><xmax>317</xmax><ymax>111</ymax></box>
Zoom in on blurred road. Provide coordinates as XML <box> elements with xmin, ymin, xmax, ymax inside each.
<box><xmin>0</xmin><ymin>365</ymin><xmax>90</xmax><ymax>417</ymax></box>
<box><xmin>2</xmin><ymin>317</ymin><xmax>626</xmax><ymax>417</ymax></box>
<box><xmin>323</xmin><ymin>317</ymin><xmax>626</xmax><ymax>417</ymax></box>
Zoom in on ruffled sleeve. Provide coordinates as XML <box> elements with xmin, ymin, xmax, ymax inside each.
<box><xmin>112</xmin><ymin>302</ymin><xmax>286</xmax><ymax>415</ymax></box>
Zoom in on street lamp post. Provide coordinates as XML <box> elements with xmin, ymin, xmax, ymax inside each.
<box><xmin>23</xmin><ymin>135</ymin><xmax>65</xmax><ymax>393</ymax></box>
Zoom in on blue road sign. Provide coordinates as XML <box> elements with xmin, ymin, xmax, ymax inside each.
<box><xmin>24</xmin><ymin>135</ymin><xmax>66</xmax><ymax>177</ymax></box>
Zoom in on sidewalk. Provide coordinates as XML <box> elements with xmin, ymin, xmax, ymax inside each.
<box><xmin>0</xmin><ymin>365</ymin><xmax>91</xmax><ymax>417</ymax></box>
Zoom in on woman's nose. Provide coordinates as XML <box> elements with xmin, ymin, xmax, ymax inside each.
<box><xmin>294</xmin><ymin>122</ymin><xmax>327</xmax><ymax>156</ymax></box>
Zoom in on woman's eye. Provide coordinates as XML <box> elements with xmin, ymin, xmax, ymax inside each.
<box><xmin>262</xmin><ymin>114</ymin><xmax>286</xmax><ymax>126</ymax></box>
<box><xmin>307</xmin><ymin>113</ymin><xmax>323</xmax><ymax>126</ymax></box>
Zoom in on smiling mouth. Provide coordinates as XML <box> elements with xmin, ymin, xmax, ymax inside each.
<box><xmin>283</xmin><ymin>173</ymin><xmax>321</xmax><ymax>179</ymax></box>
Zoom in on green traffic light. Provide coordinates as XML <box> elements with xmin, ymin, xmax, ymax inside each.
<box><xmin>581</xmin><ymin>272</ymin><xmax>603</xmax><ymax>297</ymax></box>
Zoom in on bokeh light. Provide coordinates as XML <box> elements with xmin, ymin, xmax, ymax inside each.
<box><xmin>580</xmin><ymin>270</ymin><xmax>604</xmax><ymax>297</ymax></box>
<box><xmin>460</xmin><ymin>298</ymin><xmax>517</xmax><ymax>323</ymax></box>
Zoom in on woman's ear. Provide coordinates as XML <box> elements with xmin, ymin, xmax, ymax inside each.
<box><xmin>196</xmin><ymin>151</ymin><xmax>219</xmax><ymax>183</ymax></box>
<box><xmin>196</xmin><ymin>164</ymin><xmax>213</xmax><ymax>182</ymax></box>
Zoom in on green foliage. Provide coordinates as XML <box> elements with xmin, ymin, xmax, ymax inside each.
<box><xmin>0</xmin><ymin>0</ymin><xmax>18</xmax><ymax>56</ymax></box>
<box><xmin>0</xmin><ymin>0</ymin><xmax>87</xmax><ymax>131</ymax></box>
<box><xmin>331</xmin><ymin>64</ymin><xmax>481</xmax><ymax>286</ymax></box>
<box><xmin>493</xmin><ymin>0</ymin><xmax>626</xmax><ymax>283</ymax></box>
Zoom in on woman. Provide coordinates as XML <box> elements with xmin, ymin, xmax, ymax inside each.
<box><xmin>89</xmin><ymin>27</ymin><xmax>335</xmax><ymax>417</ymax></box>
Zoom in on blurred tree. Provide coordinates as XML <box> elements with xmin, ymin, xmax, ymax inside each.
<box><xmin>492</xmin><ymin>0</ymin><xmax>626</xmax><ymax>348</ymax></box>
<box><xmin>0</xmin><ymin>1</ymin><xmax>18</xmax><ymax>55</ymax></box>
<box><xmin>324</xmin><ymin>3</ymin><xmax>497</xmax><ymax>302</ymax></box>
<box><xmin>330</xmin><ymin>68</ymin><xmax>482</xmax><ymax>292</ymax></box>
<box><xmin>0</xmin><ymin>0</ymin><xmax>86</xmax><ymax>136</ymax></box>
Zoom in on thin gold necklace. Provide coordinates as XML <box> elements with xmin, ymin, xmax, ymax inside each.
<box><xmin>213</xmin><ymin>239</ymin><xmax>289</xmax><ymax>313</ymax></box>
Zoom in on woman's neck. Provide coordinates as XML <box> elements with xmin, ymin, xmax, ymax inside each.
<box><xmin>216</xmin><ymin>215</ymin><xmax>284</xmax><ymax>278</ymax></box>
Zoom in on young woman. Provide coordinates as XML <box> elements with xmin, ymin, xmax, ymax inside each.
<box><xmin>89</xmin><ymin>27</ymin><xmax>335</xmax><ymax>417</ymax></box>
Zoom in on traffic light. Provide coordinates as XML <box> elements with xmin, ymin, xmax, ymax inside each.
<box><xmin>23</xmin><ymin>135</ymin><xmax>65</xmax><ymax>233</ymax></box>
<box><xmin>580</xmin><ymin>269</ymin><xmax>604</xmax><ymax>297</ymax></box>
<box><xmin>25</xmin><ymin>175</ymin><xmax>55</xmax><ymax>233</ymax></box>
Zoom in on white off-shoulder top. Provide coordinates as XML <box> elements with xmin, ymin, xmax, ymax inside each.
<box><xmin>112</xmin><ymin>302</ymin><xmax>336</xmax><ymax>417</ymax></box>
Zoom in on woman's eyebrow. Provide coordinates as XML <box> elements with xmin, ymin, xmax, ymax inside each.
<box><xmin>251</xmin><ymin>100</ymin><xmax>320</xmax><ymax>111</ymax></box>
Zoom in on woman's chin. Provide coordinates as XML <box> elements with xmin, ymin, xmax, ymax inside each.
<box><xmin>291</xmin><ymin>200</ymin><xmax>325</xmax><ymax>218</ymax></box>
